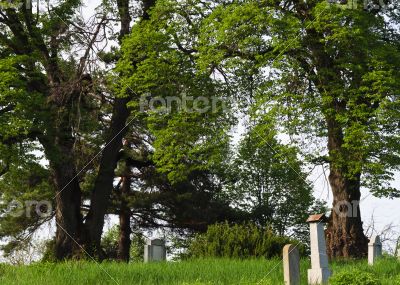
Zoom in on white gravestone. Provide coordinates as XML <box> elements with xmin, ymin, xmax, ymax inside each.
<box><xmin>144</xmin><ymin>239</ymin><xmax>166</xmax><ymax>262</ymax></box>
<box><xmin>283</xmin><ymin>244</ymin><xmax>300</xmax><ymax>285</ymax></box>
<box><xmin>368</xmin><ymin>235</ymin><xmax>382</xmax><ymax>265</ymax></box>
<box><xmin>307</xmin><ymin>214</ymin><xmax>331</xmax><ymax>285</ymax></box>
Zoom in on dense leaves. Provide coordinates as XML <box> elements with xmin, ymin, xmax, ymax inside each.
<box><xmin>186</xmin><ymin>222</ymin><xmax>306</xmax><ymax>259</ymax></box>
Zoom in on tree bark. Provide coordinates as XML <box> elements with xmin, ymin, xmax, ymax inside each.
<box><xmin>325</xmin><ymin>118</ymin><xmax>368</xmax><ymax>258</ymax></box>
<box><xmin>84</xmin><ymin>97</ymin><xmax>130</xmax><ymax>254</ymax></box>
<box><xmin>40</xmin><ymin>122</ymin><xmax>83</xmax><ymax>260</ymax></box>
<box><xmin>53</xmin><ymin>159</ymin><xmax>83</xmax><ymax>260</ymax></box>
<box><xmin>117</xmin><ymin>175</ymin><xmax>132</xmax><ymax>262</ymax></box>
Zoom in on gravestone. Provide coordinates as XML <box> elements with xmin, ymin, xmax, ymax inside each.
<box><xmin>144</xmin><ymin>238</ymin><xmax>166</xmax><ymax>262</ymax></box>
<box><xmin>283</xmin><ymin>244</ymin><xmax>300</xmax><ymax>285</ymax></box>
<box><xmin>368</xmin><ymin>235</ymin><xmax>382</xmax><ymax>265</ymax></box>
<box><xmin>306</xmin><ymin>214</ymin><xmax>331</xmax><ymax>285</ymax></box>
<box><xmin>397</xmin><ymin>239</ymin><xmax>400</xmax><ymax>260</ymax></box>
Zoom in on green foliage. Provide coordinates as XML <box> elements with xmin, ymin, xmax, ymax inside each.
<box><xmin>41</xmin><ymin>239</ymin><xmax>57</xmax><ymax>262</ymax></box>
<box><xmin>118</xmin><ymin>0</ymin><xmax>234</xmax><ymax>185</ymax></box>
<box><xmin>259</xmin><ymin>2</ymin><xmax>400</xmax><ymax>197</ymax></box>
<box><xmin>129</xmin><ymin>0</ymin><xmax>400</xmax><ymax>199</ymax></box>
<box><xmin>100</xmin><ymin>225</ymin><xmax>145</xmax><ymax>262</ymax></box>
<box><xmin>226</xmin><ymin>121</ymin><xmax>315</xmax><ymax>238</ymax></box>
<box><xmin>0</xmin><ymin>0</ymin><xmax>112</xmax><ymax>255</ymax></box>
<box><xmin>0</xmin><ymin>157</ymin><xmax>53</xmax><ymax>256</ymax></box>
<box><xmin>330</xmin><ymin>269</ymin><xmax>380</xmax><ymax>285</ymax></box>
<box><xmin>0</xmin><ymin>56</ymin><xmax>39</xmax><ymax>138</ymax></box>
<box><xmin>117</xmin><ymin>0</ymin><xmax>320</xmax><ymax>246</ymax></box>
<box><xmin>186</xmin><ymin>222</ymin><xmax>305</xmax><ymax>259</ymax></box>
<box><xmin>129</xmin><ymin>233</ymin><xmax>146</xmax><ymax>263</ymax></box>
<box><xmin>1</xmin><ymin>0</ymin><xmax>399</xmax><ymax>261</ymax></box>
<box><xmin>101</xmin><ymin>225</ymin><xmax>120</xmax><ymax>259</ymax></box>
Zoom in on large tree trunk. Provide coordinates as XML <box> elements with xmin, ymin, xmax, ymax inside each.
<box><xmin>41</xmin><ymin>127</ymin><xmax>83</xmax><ymax>260</ymax></box>
<box><xmin>53</xmin><ymin>159</ymin><xmax>83</xmax><ymax>260</ymax></box>
<box><xmin>325</xmin><ymin>119</ymin><xmax>368</xmax><ymax>258</ymax></box>
<box><xmin>84</xmin><ymin>97</ymin><xmax>130</xmax><ymax>255</ymax></box>
<box><xmin>326</xmin><ymin>169</ymin><xmax>368</xmax><ymax>258</ymax></box>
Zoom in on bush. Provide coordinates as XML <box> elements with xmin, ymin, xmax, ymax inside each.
<box><xmin>330</xmin><ymin>269</ymin><xmax>380</xmax><ymax>285</ymax></box>
<box><xmin>185</xmin><ymin>222</ymin><xmax>305</xmax><ymax>259</ymax></box>
<box><xmin>101</xmin><ymin>225</ymin><xmax>145</xmax><ymax>262</ymax></box>
<box><xmin>41</xmin><ymin>239</ymin><xmax>57</xmax><ymax>262</ymax></box>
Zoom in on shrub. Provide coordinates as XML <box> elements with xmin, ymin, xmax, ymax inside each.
<box><xmin>101</xmin><ymin>225</ymin><xmax>145</xmax><ymax>262</ymax></box>
<box><xmin>41</xmin><ymin>239</ymin><xmax>57</xmax><ymax>262</ymax></box>
<box><xmin>330</xmin><ymin>269</ymin><xmax>380</xmax><ymax>285</ymax></box>
<box><xmin>186</xmin><ymin>222</ymin><xmax>305</xmax><ymax>259</ymax></box>
<box><xmin>101</xmin><ymin>225</ymin><xmax>120</xmax><ymax>259</ymax></box>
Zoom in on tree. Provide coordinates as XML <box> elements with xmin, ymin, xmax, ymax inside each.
<box><xmin>228</xmin><ymin>121</ymin><xmax>314</xmax><ymax>237</ymax></box>
<box><xmin>0</xmin><ymin>0</ymin><xmax>158</xmax><ymax>259</ymax></box>
<box><xmin>0</xmin><ymin>0</ymin><xmax>93</xmax><ymax>258</ymax></box>
<box><xmin>84</xmin><ymin>0</ymin><xmax>157</xmax><ymax>257</ymax></box>
<box><xmin>267</xmin><ymin>1</ymin><xmax>400</xmax><ymax>258</ymax></box>
<box><xmin>195</xmin><ymin>0</ymin><xmax>400</xmax><ymax>258</ymax></box>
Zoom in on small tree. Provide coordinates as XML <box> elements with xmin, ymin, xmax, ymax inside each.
<box><xmin>227</xmin><ymin>121</ymin><xmax>314</xmax><ymax>238</ymax></box>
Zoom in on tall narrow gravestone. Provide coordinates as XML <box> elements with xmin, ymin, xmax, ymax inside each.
<box><xmin>283</xmin><ymin>244</ymin><xmax>300</xmax><ymax>285</ymax></box>
<box><xmin>368</xmin><ymin>235</ymin><xmax>382</xmax><ymax>265</ymax></box>
<box><xmin>306</xmin><ymin>214</ymin><xmax>331</xmax><ymax>285</ymax></box>
<box><xmin>144</xmin><ymin>239</ymin><xmax>166</xmax><ymax>262</ymax></box>
<box><xmin>397</xmin><ymin>238</ymin><xmax>400</xmax><ymax>260</ymax></box>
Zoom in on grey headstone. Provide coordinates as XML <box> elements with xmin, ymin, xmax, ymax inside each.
<box><xmin>147</xmin><ymin>238</ymin><xmax>164</xmax><ymax>246</ymax></box>
<box><xmin>368</xmin><ymin>235</ymin><xmax>382</xmax><ymax>265</ymax></box>
<box><xmin>144</xmin><ymin>238</ymin><xmax>166</xmax><ymax>262</ymax></box>
<box><xmin>283</xmin><ymin>244</ymin><xmax>300</xmax><ymax>285</ymax></box>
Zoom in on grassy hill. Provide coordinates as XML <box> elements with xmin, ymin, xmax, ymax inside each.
<box><xmin>0</xmin><ymin>257</ymin><xmax>399</xmax><ymax>284</ymax></box>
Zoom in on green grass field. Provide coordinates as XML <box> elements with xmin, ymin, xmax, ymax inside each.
<box><xmin>0</xmin><ymin>257</ymin><xmax>399</xmax><ymax>285</ymax></box>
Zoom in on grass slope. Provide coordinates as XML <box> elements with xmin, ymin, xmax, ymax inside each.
<box><xmin>0</xmin><ymin>257</ymin><xmax>399</xmax><ymax>284</ymax></box>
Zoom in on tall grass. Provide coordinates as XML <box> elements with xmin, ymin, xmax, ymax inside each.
<box><xmin>0</xmin><ymin>257</ymin><xmax>398</xmax><ymax>284</ymax></box>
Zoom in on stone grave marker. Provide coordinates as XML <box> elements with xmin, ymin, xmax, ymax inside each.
<box><xmin>283</xmin><ymin>244</ymin><xmax>300</xmax><ymax>285</ymax></box>
<box><xmin>144</xmin><ymin>238</ymin><xmax>166</xmax><ymax>262</ymax></box>
<box><xmin>397</xmin><ymin>238</ymin><xmax>400</xmax><ymax>260</ymax></box>
<box><xmin>306</xmin><ymin>214</ymin><xmax>331</xmax><ymax>285</ymax></box>
<box><xmin>368</xmin><ymin>235</ymin><xmax>382</xmax><ymax>265</ymax></box>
